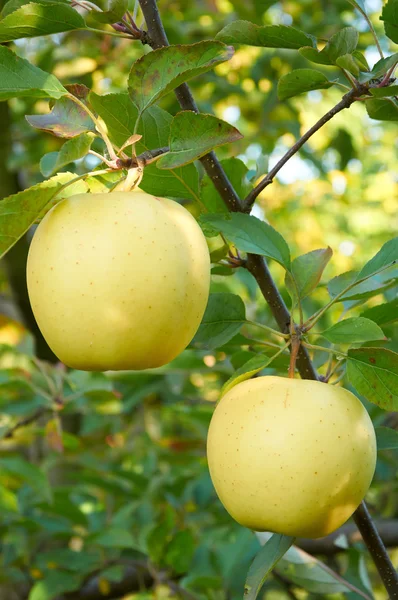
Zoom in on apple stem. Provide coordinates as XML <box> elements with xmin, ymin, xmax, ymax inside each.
<box><xmin>288</xmin><ymin>336</ymin><xmax>300</xmax><ymax>378</ymax></box>
<box><xmin>113</xmin><ymin>167</ymin><xmax>143</xmax><ymax>192</ymax></box>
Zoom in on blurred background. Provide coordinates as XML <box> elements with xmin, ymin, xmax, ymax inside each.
<box><xmin>0</xmin><ymin>0</ymin><xmax>397</xmax><ymax>599</ymax></box>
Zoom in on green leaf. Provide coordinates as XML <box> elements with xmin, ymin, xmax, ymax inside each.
<box><xmin>0</xmin><ymin>484</ymin><xmax>19</xmax><ymax>513</ymax></box>
<box><xmin>201</xmin><ymin>213</ymin><xmax>291</xmax><ymax>269</ymax></box>
<box><xmin>366</xmin><ymin>98</ymin><xmax>398</xmax><ymax>121</ymax></box>
<box><xmin>363</xmin><ymin>53</ymin><xmax>398</xmax><ymax>81</ymax></box>
<box><xmin>0</xmin><ymin>173</ymin><xmax>88</xmax><ymax>259</ymax></box>
<box><xmin>92</xmin><ymin>0</ymin><xmax>127</xmax><ymax>23</ymax></box>
<box><xmin>128</xmin><ymin>41</ymin><xmax>233</xmax><ymax>115</ymax></box>
<box><xmin>165</xmin><ymin>530</ymin><xmax>195</xmax><ymax>574</ymax></box>
<box><xmin>356</xmin><ymin>237</ymin><xmax>398</xmax><ymax>281</ymax></box>
<box><xmin>215</xmin><ymin>21</ymin><xmax>316</xmax><ymax>49</ymax></box>
<box><xmin>285</xmin><ymin>247</ymin><xmax>332</xmax><ymax>302</ymax></box>
<box><xmin>0</xmin><ymin>2</ymin><xmax>86</xmax><ymax>42</ymax></box>
<box><xmin>352</xmin><ymin>50</ymin><xmax>370</xmax><ymax>72</ymax></box>
<box><xmin>263</xmin><ymin>536</ymin><xmax>367</xmax><ymax>594</ymax></box>
<box><xmin>1</xmin><ymin>0</ymin><xmax>70</xmax><ymax>18</ymax></box>
<box><xmin>89</xmin><ymin>92</ymin><xmax>199</xmax><ymax>200</ymax></box>
<box><xmin>323</xmin><ymin>27</ymin><xmax>359</xmax><ymax>63</ymax></box>
<box><xmin>347</xmin><ymin>348</ymin><xmax>398</xmax><ymax>410</ymax></box>
<box><xmin>360</xmin><ymin>298</ymin><xmax>398</xmax><ymax>326</ymax></box>
<box><xmin>321</xmin><ymin>317</ymin><xmax>385</xmax><ymax>344</ymax></box>
<box><xmin>222</xmin><ymin>353</ymin><xmax>282</xmax><ymax>396</ymax></box>
<box><xmin>92</xmin><ymin>528</ymin><xmax>136</xmax><ymax>548</ymax></box>
<box><xmin>299</xmin><ymin>27</ymin><xmax>359</xmax><ymax>66</ymax></box>
<box><xmin>244</xmin><ymin>534</ymin><xmax>294</xmax><ymax>600</ymax></box>
<box><xmin>40</xmin><ymin>132</ymin><xmax>95</xmax><ymax>177</ymax></box>
<box><xmin>328</xmin><ymin>269</ymin><xmax>398</xmax><ymax>302</ymax></box>
<box><xmin>335</xmin><ymin>53</ymin><xmax>360</xmax><ymax>77</ymax></box>
<box><xmin>0</xmin><ymin>456</ymin><xmax>52</xmax><ymax>502</ymax></box>
<box><xmin>193</xmin><ymin>293</ymin><xmax>246</xmax><ymax>349</ymax></box>
<box><xmin>376</xmin><ymin>426</ymin><xmax>398</xmax><ymax>450</ymax></box>
<box><xmin>370</xmin><ymin>85</ymin><xmax>398</xmax><ymax>97</ymax></box>
<box><xmin>381</xmin><ymin>0</ymin><xmax>398</xmax><ymax>43</ymax></box>
<box><xmin>29</xmin><ymin>572</ymin><xmax>81</xmax><ymax>600</ymax></box>
<box><xmin>157</xmin><ymin>111</ymin><xmax>243</xmax><ymax>169</ymax></box>
<box><xmin>201</xmin><ymin>157</ymin><xmax>249</xmax><ymax>214</ymax></box>
<box><xmin>299</xmin><ymin>46</ymin><xmax>333</xmax><ymax>66</ymax></box>
<box><xmin>278</xmin><ymin>69</ymin><xmax>334</xmax><ymax>101</ymax></box>
<box><xmin>26</xmin><ymin>94</ymin><xmax>96</xmax><ymax>139</ymax></box>
<box><xmin>0</xmin><ymin>45</ymin><xmax>66</xmax><ymax>100</ymax></box>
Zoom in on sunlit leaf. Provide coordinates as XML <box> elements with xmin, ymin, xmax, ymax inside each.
<box><xmin>128</xmin><ymin>41</ymin><xmax>233</xmax><ymax>114</ymax></box>
<box><xmin>0</xmin><ymin>45</ymin><xmax>66</xmax><ymax>100</ymax></box>
<box><xmin>0</xmin><ymin>2</ymin><xmax>86</xmax><ymax>42</ymax></box>
<box><xmin>216</xmin><ymin>21</ymin><xmax>316</xmax><ymax>49</ymax></box>
<box><xmin>40</xmin><ymin>132</ymin><xmax>95</xmax><ymax>177</ymax></box>
<box><xmin>278</xmin><ymin>69</ymin><xmax>334</xmax><ymax>100</ymax></box>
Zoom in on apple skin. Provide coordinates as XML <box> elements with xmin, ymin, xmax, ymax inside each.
<box><xmin>27</xmin><ymin>190</ymin><xmax>210</xmax><ymax>371</ymax></box>
<box><xmin>207</xmin><ymin>376</ymin><xmax>376</xmax><ymax>539</ymax></box>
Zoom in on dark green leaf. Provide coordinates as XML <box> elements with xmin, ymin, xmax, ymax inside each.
<box><xmin>363</xmin><ymin>53</ymin><xmax>398</xmax><ymax>81</ymax></box>
<box><xmin>157</xmin><ymin>111</ymin><xmax>243</xmax><ymax>169</ymax></box>
<box><xmin>299</xmin><ymin>46</ymin><xmax>333</xmax><ymax>65</ymax></box>
<box><xmin>193</xmin><ymin>293</ymin><xmax>246</xmax><ymax>349</ymax></box>
<box><xmin>336</xmin><ymin>53</ymin><xmax>360</xmax><ymax>76</ymax></box>
<box><xmin>0</xmin><ymin>174</ymin><xmax>88</xmax><ymax>259</ymax></box>
<box><xmin>128</xmin><ymin>41</ymin><xmax>233</xmax><ymax>114</ymax></box>
<box><xmin>323</xmin><ymin>27</ymin><xmax>359</xmax><ymax>63</ymax></box>
<box><xmin>321</xmin><ymin>317</ymin><xmax>385</xmax><ymax>344</ymax></box>
<box><xmin>370</xmin><ymin>85</ymin><xmax>398</xmax><ymax>97</ymax></box>
<box><xmin>352</xmin><ymin>50</ymin><xmax>370</xmax><ymax>71</ymax></box>
<box><xmin>366</xmin><ymin>98</ymin><xmax>398</xmax><ymax>121</ymax></box>
<box><xmin>376</xmin><ymin>426</ymin><xmax>398</xmax><ymax>450</ymax></box>
<box><xmin>278</xmin><ymin>69</ymin><xmax>334</xmax><ymax>101</ymax></box>
<box><xmin>299</xmin><ymin>27</ymin><xmax>359</xmax><ymax>66</ymax></box>
<box><xmin>201</xmin><ymin>213</ymin><xmax>291</xmax><ymax>269</ymax></box>
<box><xmin>165</xmin><ymin>530</ymin><xmax>195</xmax><ymax>574</ymax></box>
<box><xmin>201</xmin><ymin>157</ymin><xmax>249</xmax><ymax>214</ymax></box>
<box><xmin>347</xmin><ymin>347</ymin><xmax>398</xmax><ymax>410</ymax></box>
<box><xmin>244</xmin><ymin>534</ymin><xmax>294</xmax><ymax>600</ymax></box>
<box><xmin>0</xmin><ymin>45</ymin><xmax>66</xmax><ymax>100</ymax></box>
<box><xmin>0</xmin><ymin>2</ymin><xmax>86</xmax><ymax>42</ymax></box>
<box><xmin>92</xmin><ymin>0</ymin><xmax>127</xmax><ymax>24</ymax></box>
<box><xmin>216</xmin><ymin>21</ymin><xmax>316</xmax><ymax>49</ymax></box>
<box><xmin>356</xmin><ymin>237</ymin><xmax>398</xmax><ymax>281</ymax></box>
<box><xmin>285</xmin><ymin>247</ymin><xmax>332</xmax><ymax>302</ymax></box>
<box><xmin>360</xmin><ymin>298</ymin><xmax>398</xmax><ymax>326</ymax></box>
<box><xmin>40</xmin><ymin>132</ymin><xmax>95</xmax><ymax>177</ymax></box>
<box><xmin>381</xmin><ymin>0</ymin><xmax>398</xmax><ymax>43</ymax></box>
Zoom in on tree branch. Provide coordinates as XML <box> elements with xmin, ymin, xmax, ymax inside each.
<box><xmin>243</xmin><ymin>84</ymin><xmax>369</xmax><ymax>212</ymax></box>
<box><xmin>137</xmin><ymin>1</ymin><xmax>398</xmax><ymax>594</ymax></box>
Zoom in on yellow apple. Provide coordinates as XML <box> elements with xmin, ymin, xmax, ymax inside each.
<box><xmin>27</xmin><ymin>189</ymin><xmax>210</xmax><ymax>370</ymax></box>
<box><xmin>207</xmin><ymin>376</ymin><xmax>376</xmax><ymax>538</ymax></box>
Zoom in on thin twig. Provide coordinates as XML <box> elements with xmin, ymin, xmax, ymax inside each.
<box><xmin>243</xmin><ymin>84</ymin><xmax>369</xmax><ymax>211</ymax></box>
<box><xmin>2</xmin><ymin>408</ymin><xmax>50</xmax><ymax>440</ymax></box>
